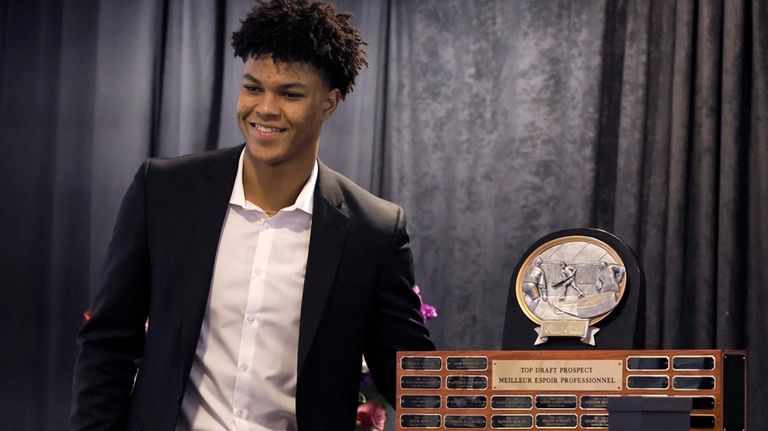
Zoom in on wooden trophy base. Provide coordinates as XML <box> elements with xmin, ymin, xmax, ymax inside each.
<box><xmin>395</xmin><ymin>349</ymin><xmax>746</xmax><ymax>430</ymax></box>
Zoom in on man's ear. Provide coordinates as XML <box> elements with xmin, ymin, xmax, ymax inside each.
<box><xmin>322</xmin><ymin>88</ymin><xmax>341</xmax><ymax>120</ymax></box>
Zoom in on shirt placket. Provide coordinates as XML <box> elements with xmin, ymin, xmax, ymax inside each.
<box><xmin>232</xmin><ymin>216</ymin><xmax>274</xmax><ymax>426</ymax></box>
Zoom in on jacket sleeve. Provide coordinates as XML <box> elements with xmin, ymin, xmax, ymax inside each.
<box><xmin>70</xmin><ymin>161</ymin><xmax>152</xmax><ymax>430</ymax></box>
<box><xmin>363</xmin><ymin>207</ymin><xmax>436</xmax><ymax>405</ymax></box>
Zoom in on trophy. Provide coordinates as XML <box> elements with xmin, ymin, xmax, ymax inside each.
<box><xmin>517</xmin><ymin>235</ymin><xmax>626</xmax><ymax>345</ymax></box>
<box><xmin>504</xmin><ymin>228</ymin><xmax>644</xmax><ymax>349</ymax></box>
<box><xmin>394</xmin><ymin>230</ymin><xmax>746</xmax><ymax>431</ymax></box>
<box><xmin>396</xmin><ymin>349</ymin><xmax>746</xmax><ymax>430</ymax></box>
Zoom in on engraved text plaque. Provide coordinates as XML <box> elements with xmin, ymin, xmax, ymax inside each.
<box><xmin>396</xmin><ymin>350</ymin><xmax>745</xmax><ymax>431</ymax></box>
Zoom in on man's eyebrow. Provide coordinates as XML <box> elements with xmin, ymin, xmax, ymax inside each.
<box><xmin>241</xmin><ymin>74</ymin><xmax>308</xmax><ymax>90</ymax></box>
<box><xmin>278</xmin><ymin>83</ymin><xmax>309</xmax><ymax>91</ymax></box>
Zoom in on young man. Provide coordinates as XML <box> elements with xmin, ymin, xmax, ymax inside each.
<box><xmin>71</xmin><ymin>1</ymin><xmax>434</xmax><ymax>429</ymax></box>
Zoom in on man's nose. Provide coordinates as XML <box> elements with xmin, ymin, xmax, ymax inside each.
<box><xmin>255</xmin><ymin>93</ymin><xmax>279</xmax><ymax>118</ymax></box>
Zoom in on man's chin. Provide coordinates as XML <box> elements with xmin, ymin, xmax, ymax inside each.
<box><xmin>244</xmin><ymin>151</ymin><xmax>286</xmax><ymax>167</ymax></box>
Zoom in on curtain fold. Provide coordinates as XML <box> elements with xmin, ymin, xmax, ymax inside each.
<box><xmin>387</xmin><ymin>0</ymin><xmax>608</xmax><ymax>350</ymax></box>
<box><xmin>153</xmin><ymin>0</ymin><xmax>224</xmax><ymax>157</ymax></box>
<box><xmin>716</xmin><ymin>0</ymin><xmax>749</xmax><ymax>349</ymax></box>
<box><xmin>746</xmin><ymin>0</ymin><xmax>768</xmax><ymax>428</ymax></box>
<box><xmin>613</xmin><ymin>0</ymin><xmax>766</xmax><ymax>424</ymax></box>
<box><xmin>317</xmin><ymin>0</ymin><xmax>390</xmax><ymax>192</ymax></box>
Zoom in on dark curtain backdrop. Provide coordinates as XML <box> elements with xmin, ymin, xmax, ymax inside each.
<box><xmin>1</xmin><ymin>0</ymin><xmax>765</xmax><ymax>429</ymax></box>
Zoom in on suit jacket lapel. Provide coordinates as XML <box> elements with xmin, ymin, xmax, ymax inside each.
<box><xmin>297</xmin><ymin>162</ymin><xmax>349</xmax><ymax>376</ymax></box>
<box><xmin>179</xmin><ymin>146</ymin><xmax>241</xmax><ymax>371</ymax></box>
<box><xmin>173</xmin><ymin>153</ymin><xmax>348</xmax><ymax>379</ymax></box>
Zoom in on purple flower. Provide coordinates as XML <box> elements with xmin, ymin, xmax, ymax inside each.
<box><xmin>420</xmin><ymin>303</ymin><xmax>438</xmax><ymax>321</ymax></box>
<box><xmin>412</xmin><ymin>285</ymin><xmax>438</xmax><ymax>322</ymax></box>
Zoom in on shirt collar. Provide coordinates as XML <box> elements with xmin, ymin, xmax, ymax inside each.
<box><xmin>229</xmin><ymin>149</ymin><xmax>317</xmax><ymax>215</ymax></box>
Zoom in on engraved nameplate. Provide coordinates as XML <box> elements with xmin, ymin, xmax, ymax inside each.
<box><xmin>673</xmin><ymin>356</ymin><xmax>715</xmax><ymax>370</ymax></box>
<box><xmin>580</xmin><ymin>395</ymin><xmax>615</xmax><ymax>409</ymax></box>
<box><xmin>626</xmin><ymin>375</ymin><xmax>668</xmax><ymax>389</ymax></box>
<box><xmin>400</xmin><ymin>414</ymin><xmax>441</xmax><ymax>428</ymax></box>
<box><xmin>690</xmin><ymin>396</ymin><xmax>716</xmax><ymax>410</ymax></box>
<box><xmin>491</xmin><ymin>415</ymin><xmax>534</xmax><ymax>429</ymax></box>
<box><xmin>492</xmin><ymin>360</ymin><xmax>623</xmax><ymax>391</ymax></box>
<box><xmin>447</xmin><ymin>375</ymin><xmax>487</xmax><ymax>390</ymax></box>
<box><xmin>401</xmin><ymin>356</ymin><xmax>443</xmax><ymax>371</ymax></box>
<box><xmin>445</xmin><ymin>415</ymin><xmax>487</xmax><ymax>429</ymax></box>
<box><xmin>626</xmin><ymin>356</ymin><xmax>669</xmax><ymax>370</ymax></box>
<box><xmin>401</xmin><ymin>395</ymin><xmax>441</xmax><ymax>409</ymax></box>
<box><xmin>447</xmin><ymin>356</ymin><xmax>488</xmax><ymax>371</ymax></box>
<box><xmin>447</xmin><ymin>395</ymin><xmax>487</xmax><ymax>409</ymax></box>
<box><xmin>673</xmin><ymin>376</ymin><xmax>715</xmax><ymax>390</ymax></box>
<box><xmin>536</xmin><ymin>395</ymin><xmax>577</xmax><ymax>409</ymax></box>
<box><xmin>536</xmin><ymin>414</ymin><xmax>578</xmax><ymax>428</ymax></box>
<box><xmin>491</xmin><ymin>396</ymin><xmax>533</xmax><ymax>410</ymax></box>
<box><xmin>690</xmin><ymin>415</ymin><xmax>716</xmax><ymax>428</ymax></box>
<box><xmin>401</xmin><ymin>376</ymin><xmax>441</xmax><ymax>390</ymax></box>
<box><xmin>581</xmin><ymin>414</ymin><xmax>609</xmax><ymax>429</ymax></box>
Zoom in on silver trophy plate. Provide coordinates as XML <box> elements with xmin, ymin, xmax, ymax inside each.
<box><xmin>516</xmin><ymin>235</ymin><xmax>627</xmax><ymax>346</ymax></box>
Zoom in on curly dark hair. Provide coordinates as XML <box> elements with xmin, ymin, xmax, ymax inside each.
<box><xmin>232</xmin><ymin>0</ymin><xmax>368</xmax><ymax>99</ymax></box>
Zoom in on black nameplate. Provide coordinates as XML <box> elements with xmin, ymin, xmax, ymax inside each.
<box><xmin>491</xmin><ymin>415</ymin><xmax>533</xmax><ymax>429</ymax></box>
<box><xmin>492</xmin><ymin>396</ymin><xmax>533</xmax><ymax>410</ymax></box>
<box><xmin>690</xmin><ymin>415</ymin><xmax>716</xmax><ymax>429</ymax></box>
<box><xmin>536</xmin><ymin>414</ymin><xmax>578</xmax><ymax>428</ymax></box>
<box><xmin>445</xmin><ymin>415</ymin><xmax>487</xmax><ymax>429</ymax></box>
<box><xmin>447</xmin><ymin>356</ymin><xmax>488</xmax><ymax>371</ymax></box>
<box><xmin>673</xmin><ymin>356</ymin><xmax>715</xmax><ymax>370</ymax></box>
<box><xmin>581</xmin><ymin>414</ymin><xmax>610</xmax><ymax>428</ymax></box>
<box><xmin>627</xmin><ymin>376</ymin><xmax>668</xmax><ymax>389</ymax></box>
<box><xmin>401</xmin><ymin>414</ymin><xmax>441</xmax><ymax>428</ymax></box>
<box><xmin>447</xmin><ymin>375</ymin><xmax>487</xmax><ymax>390</ymax></box>
<box><xmin>401</xmin><ymin>395</ymin><xmax>441</xmax><ymax>409</ymax></box>
<box><xmin>447</xmin><ymin>396</ymin><xmax>487</xmax><ymax>409</ymax></box>
<box><xmin>402</xmin><ymin>356</ymin><xmax>443</xmax><ymax>371</ymax></box>
<box><xmin>580</xmin><ymin>395</ymin><xmax>612</xmax><ymax>409</ymax></box>
<box><xmin>673</xmin><ymin>376</ymin><xmax>715</xmax><ymax>390</ymax></box>
<box><xmin>535</xmin><ymin>395</ymin><xmax>577</xmax><ymax>409</ymax></box>
<box><xmin>691</xmin><ymin>396</ymin><xmax>716</xmax><ymax>410</ymax></box>
<box><xmin>401</xmin><ymin>376</ymin><xmax>441</xmax><ymax>390</ymax></box>
<box><xmin>627</xmin><ymin>356</ymin><xmax>669</xmax><ymax>370</ymax></box>
<box><xmin>723</xmin><ymin>352</ymin><xmax>746</xmax><ymax>431</ymax></box>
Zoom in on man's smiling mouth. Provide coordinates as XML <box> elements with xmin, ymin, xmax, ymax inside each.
<box><xmin>249</xmin><ymin>122</ymin><xmax>287</xmax><ymax>133</ymax></box>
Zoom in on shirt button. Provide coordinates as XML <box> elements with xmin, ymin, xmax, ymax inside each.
<box><xmin>245</xmin><ymin>315</ymin><xmax>255</xmax><ymax>324</ymax></box>
<box><xmin>255</xmin><ymin>270</ymin><xmax>263</xmax><ymax>277</ymax></box>
<box><xmin>239</xmin><ymin>364</ymin><xmax>249</xmax><ymax>372</ymax></box>
<box><xmin>235</xmin><ymin>409</ymin><xmax>244</xmax><ymax>418</ymax></box>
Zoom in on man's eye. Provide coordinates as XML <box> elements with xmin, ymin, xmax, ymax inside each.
<box><xmin>285</xmin><ymin>93</ymin><xmax>304</xmax><ymax>100</ymax></box>
<box><xmin>244</xmin><ymin>85</ymin><xmax>260</xmax><ymax>93</ymax></box>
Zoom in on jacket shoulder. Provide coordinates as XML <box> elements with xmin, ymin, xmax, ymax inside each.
<box><xmin>145</xmin><ymin>145</ymin><xmax>242</xmax><ymax>180</ymax></box>
<box><xmin>322</xmin><ymin>166</ymin><xmax>405</xmax><ymax>230</ymax></box>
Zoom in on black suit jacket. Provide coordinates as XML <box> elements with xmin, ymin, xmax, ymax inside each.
<box><xmin>71</xmin><ymin>145</ymin><xmax>435</xmax><ymax>430</ymax></box>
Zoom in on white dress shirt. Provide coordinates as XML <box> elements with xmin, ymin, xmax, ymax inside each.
<box><xmin>177</xmin><ymin>150</ymin><xmax>317</xmax><ymax>431</ymax></box>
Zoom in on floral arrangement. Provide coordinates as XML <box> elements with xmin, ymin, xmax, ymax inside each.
<box><xmin>356</xmin><ymin>285</ymin><xmax>438</xmax><ymax>431</ymax></box>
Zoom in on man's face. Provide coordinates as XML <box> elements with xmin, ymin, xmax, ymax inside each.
<box><xmin>236</xmin><ymin>55</ymin><xmax>339</xmax><ymax>168</ymax></box>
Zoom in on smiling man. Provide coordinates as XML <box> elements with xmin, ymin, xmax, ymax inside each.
<box><xmin>70</xmin><ymin>1</ymin><xmax>434</xmax><ymax>430</ymax></box>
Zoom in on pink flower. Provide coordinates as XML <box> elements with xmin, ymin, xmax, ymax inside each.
<box><xmin>420</xmin><ymin>303</ymin><xmax>438</xmax><ymax>321</ymax></box>
<box><xmin>356</xmin><ymin>400</ymin><xmax>387</xmax><ymax>431</ymax></box>
<box><xmin>412</xmin><ymin>285</ymin><xmax>438</xmax><ymax>322</ymax></box>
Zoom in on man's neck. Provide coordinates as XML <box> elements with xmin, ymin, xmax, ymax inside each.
<box><xmin>241</xmin><ymin>155</ymin><xmax>315</xmax><ymax>214</ymax></box>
